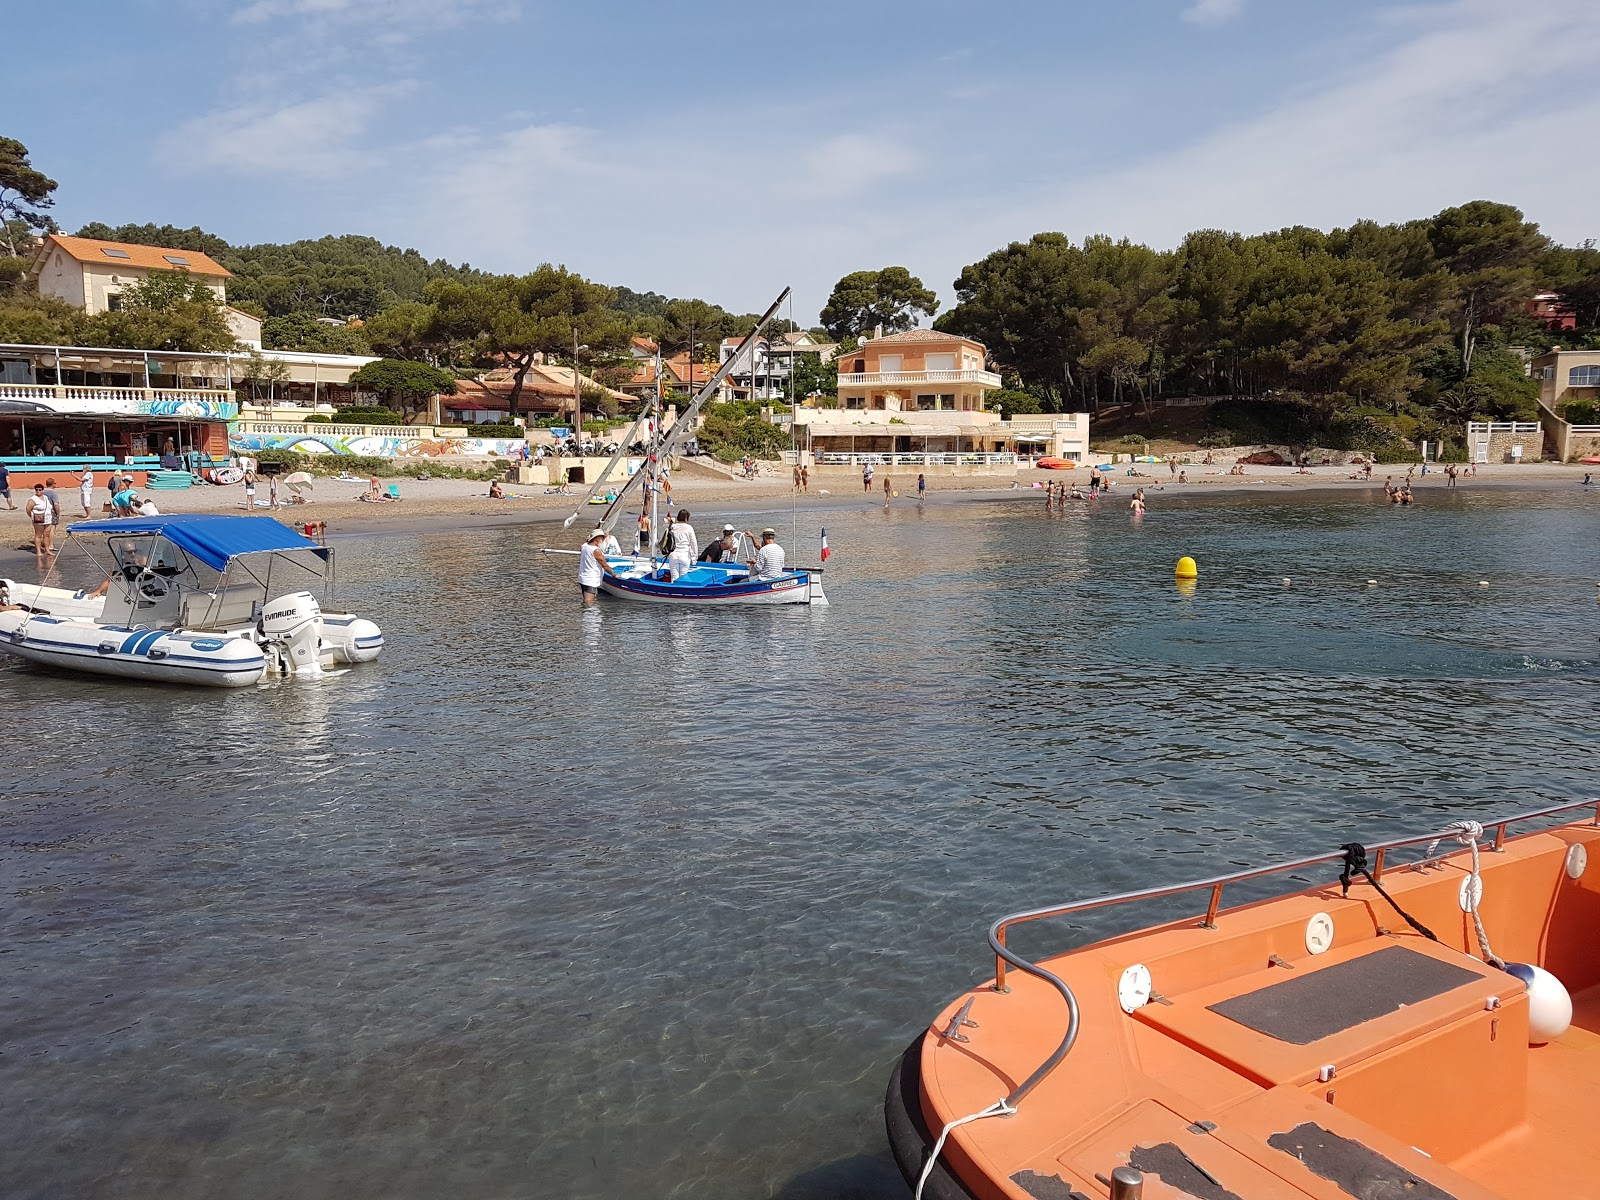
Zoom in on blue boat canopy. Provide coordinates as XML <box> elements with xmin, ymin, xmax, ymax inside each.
<box><xmin>68</xmin><ymin>514</ymin><xmax>329</xmax><ymax>573</ymax></box>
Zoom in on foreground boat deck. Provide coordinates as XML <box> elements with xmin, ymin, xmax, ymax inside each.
<box><xmin>911</xmin><ymin>823</ymin><xmax>1600</xmax><ymax>1199</ymax></box>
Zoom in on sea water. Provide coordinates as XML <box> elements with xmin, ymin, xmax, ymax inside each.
<box><xmin>3</xmin><ymin>488</ymin><xmax>1596</xmax><ymax>1199</ymax></box>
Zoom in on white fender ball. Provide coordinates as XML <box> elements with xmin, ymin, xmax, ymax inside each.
<box><xmin>1503</xmin><ymin>963</ymin><xmax>1572</xmax><ymax>1043</ymax></box>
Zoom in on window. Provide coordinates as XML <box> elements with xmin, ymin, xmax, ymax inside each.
<box><xmin>845</xmin><ymin>396</ymin><xmax>866</xmax><ymax>409</ymax></box>
<box><xmin>1569</xmin><ymin>365</ymin><xmax>1600</xmax><ymax>387</ymax></box>
<box><xmin>1543</xmin><ymin>366</ymin><xmax>1556</xmax><ymax>380</ymax></box>
<box><xmin>106</xmin><ymin>292</ymin><xmax>122</xmax><ymax>312</ymax></box>
<box><xmin>162</xmin><ymin>254</ymin><xmax>190</xmax><ymax>266</ymax></box>
<box><xmin>878</xmin><ymin>354</ymin><xmax>903</xmax><ymax>373</ymax></box>
<box><xmin>939</xmin><ymin>393</ymin><xmax>955</xmax><ymax>410</ymax></box>
<box><xmin>924</xmin><ymin>353</ymin><xmax>956</xmax><ymax>371</ymax></box>
<box><xmin>916</xmin><ymin>394</ymin><xmax>937</xmax><ymax>410</ymax></box>
<box><xmin>100</xmin><ymin>247</ymin><xmax>131</xmax><ymax>259</ymax></box>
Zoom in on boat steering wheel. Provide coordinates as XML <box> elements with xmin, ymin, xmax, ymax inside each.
<box><xmin>134</xmin><ymin>568</ymin><xmax>169</xmax><ymax>600</ymax></box>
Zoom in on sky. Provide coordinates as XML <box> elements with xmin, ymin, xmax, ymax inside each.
<box><xmin>16</xmin><ymin>0</ymin><xmax>1600</xmax><ymax>322</ymax></box>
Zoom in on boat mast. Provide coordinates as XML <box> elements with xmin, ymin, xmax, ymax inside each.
<box><xmin>593</xmin><ymin>287</ymin><xmax>792</xmax><ymax>539</ymax></box>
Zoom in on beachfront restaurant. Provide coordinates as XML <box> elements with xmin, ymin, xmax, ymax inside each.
<box><xmin>0</xmin><ymin>342</ymin><xmax>238</xmax><ymax>487</ymax></box>
<box><xmin>803</xmin><ymin>421</ymin><xmax>1016</xmax><ymax>465</ymax></box>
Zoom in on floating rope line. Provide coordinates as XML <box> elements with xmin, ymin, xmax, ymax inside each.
<box><xmin>1338</xmin><ymin>842</ymin><xmax>1439</xmax><ymax>942</ymax></box>
<box><xmin>1424</xmin><ymin>820</ymin><xmax>1505</xmax><ymax>969</ymax></box>
<box><xmin>915</xmin><ymin>1097</ymin><xmax>1016</xmax><ymax>1200</ymax></box>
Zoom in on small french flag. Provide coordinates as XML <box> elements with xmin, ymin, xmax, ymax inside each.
<box><xmin>819</xmin><ymin>528</ymin><xmax>831</xmax><ymax>562</ymax></box>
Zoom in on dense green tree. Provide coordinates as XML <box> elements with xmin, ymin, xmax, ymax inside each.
<box><xmin>0</xmin><ymin>295</ymin><xmax>88</xmax><ymax>345</ymax></box>
<box><xmin>657</xmin><ymin>297</ymin><xmax>738</xmax><ymax>356</ymax></box>
<box><xmin>86</xmin><ymin>270</ymin><xmax>236</xmax><ymax>352</ymax></box>
<box><xmin>0</xmin><ymin>137</ymin><xmax>58</xmax><ymax>257</ymax></box>
<box><xmin>364</xmin><ymin>300</ymin><xmax>444</xmax><ymax>362</ymax></box>
<box><xmin>430</xmin><ymin>266</ymin><xmax>627</xmax><ymax>418</ymax></box>
<box><xmin>789</xmin><ymin>350</ymin><xmax>838</xmax><ymax>399</ymax></box>
<box><xmin>1426</xmin><ymin>201</ymin><xmax>1547</xmax><ymax>371</ymax></box>
<box><xmin>820</xmin><ymin>267</ymin><xmax>938</xmax><ymax>340</ymax></box>
<box><xmin>348</xmin><ymin>358</ymin><xmax>456</xmax><ymax>420</ymax></box>
<box><xmin>261</xmin><ymin>311</ymin><xmax>371</xmax><ymax>354</ymax></box>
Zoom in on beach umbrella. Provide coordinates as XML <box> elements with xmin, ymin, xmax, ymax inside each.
<box><xmin>1134</xmin><ymin>455</ymin><xmax>1163</xmax><ymax>463</ymax></box>
<box><xmin>283</xmin><ymin>471</ymin><xmax>315</xmax><ymax>495</ymax></box>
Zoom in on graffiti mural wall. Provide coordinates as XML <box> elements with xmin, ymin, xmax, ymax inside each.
<box><xmin>228</xmin><ymin>430</ymin><xmax>528</xmax><ymax>459</ymax></box>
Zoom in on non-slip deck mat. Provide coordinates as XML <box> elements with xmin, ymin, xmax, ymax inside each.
<box><xmin>1268</xmin><ymin>1123</ymin><xmax>1457</xmax><ymax>1199</ymax></box>
<box><xmin>1208</xmin><ymin>945</ymin><xmax>1482</xmax><ymax>1044</ymax></box>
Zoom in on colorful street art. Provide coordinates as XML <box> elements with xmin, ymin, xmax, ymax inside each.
<box><xmin>142</xmin><ymin>397</ymin><xmax>238</xmax><ymax>420</ymax></box>
<box><xmin>228</xmin><ymin>429</ymin><xmax>527</xmax><ymax>459</ymax></box>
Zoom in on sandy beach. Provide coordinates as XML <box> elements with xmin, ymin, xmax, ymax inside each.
<box><xmin>4</xmin><ymin>460</ymin><xmax>1596</xmax><ymax>567</ymax></box>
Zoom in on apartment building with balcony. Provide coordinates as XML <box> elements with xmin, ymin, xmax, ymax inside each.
<box><xmin>833</xmin><ymin>328</ymin><xmax>999</xmax><ymax>413</ymax></box>
<box><xmin>791</xmin><ymin>328</ymin><xmax>1088</xmax><ymax>468</ymax></box>
<box><xmin>718</xmin><ymin>330</ymin><xmax>838</xmax><ymax>400</ymax></box>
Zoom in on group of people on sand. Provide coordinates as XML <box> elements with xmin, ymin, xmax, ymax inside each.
<box><xmin>792</xmin><ymin>464</ymin><xmax>811</xmax><ymax>493</ymax></box>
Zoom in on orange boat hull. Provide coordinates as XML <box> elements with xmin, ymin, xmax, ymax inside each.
<box><xmin>890</xmin><ymin>814</ymin><xmax>1600</xmax><ymax>1199</ymax></box>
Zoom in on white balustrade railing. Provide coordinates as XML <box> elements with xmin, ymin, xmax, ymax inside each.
<box><xmin>1467</xmin><ymin>421</ymin><xmax>1541</xmax><ymax>435</ymax></box>
<box><xmin>0</xmin><ymin>382</ymin><xmax>232</xmax><ymax>403</ymax></box>
<box><xmin>836</xmin><ymin>369</ymin><xmax>1002</xmax><ymax>387</ymax></box>
<box><xmin>803</xmin><ymin>451</ymin><xmax>1019</xmax><ymax>467</ymax></box>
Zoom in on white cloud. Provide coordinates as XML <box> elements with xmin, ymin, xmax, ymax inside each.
<box><xmin>987</xmin><ymin>0</ymin><xmax>1600</xmax><ymax>252</ymax></box>
<box><xmin>233</xmin><ymin>0</ymin><xmax>514</xmax><ymax>26</ymax></box>
<box><xmin>159</xmin><ymin>85</ymin><xmax>411</xmax><ymax>179</ymax></box>
<box><xmin>1182</xmin><ymin>0</ymin><xmax>1245</xmax><ymax>26</ymax></box>
<box><xmin>799</xmin><ymin>134</ymin><xmax>920</xmax><ymax>198</ymax></box>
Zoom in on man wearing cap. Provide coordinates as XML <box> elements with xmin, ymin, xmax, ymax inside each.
<box><xmin>577</xmin><ymin>527</ymin><xmax>619</xmax><ymax>606</ymax></box>
<box><xmin>744</xmin><ymin>527</ymin><xmax>786</xmax><ymax>581</ymax></box>
<box><xmin>698</xmin><ymin>523</ymin><xmax>737</xmax><ymax>563</ymax></box>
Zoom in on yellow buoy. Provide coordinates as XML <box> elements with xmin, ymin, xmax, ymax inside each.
<box><xmin>1174</xmin><ymin>556</ymin><xmax>1198</xmax><ymax>579</ymax></box>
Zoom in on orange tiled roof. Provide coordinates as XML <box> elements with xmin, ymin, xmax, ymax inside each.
<box><xmin>40</xmin><ymin>234</ymin><xmax>233</xmax><ymax>278</ymax></box>
<box><xmin>866</xmin><ymin>327</ymin><xmax>983</xmax><ymax>348</ymax></box>
<box><xmin>631</xmin><ymin>336</ymin><xmax>659</xmax><ymax>353</ymax></box>
<box><xmin>663</xmin><ymin>353</ymin><xmax>715</xmax><ymax>384</ymax></box>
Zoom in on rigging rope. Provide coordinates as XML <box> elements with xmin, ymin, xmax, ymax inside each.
<box><xmin>1338</xmin><ymin>843</ymin><xmax>1439</xmax><ymax>942</ymax></box>
<box><xmin>914</xmin><ymin>1097</ymin><xmax>1016</xmax><ymax>1200</ymax></box>
<box><xmin>1424</xmin><ymin>820</ymin><xmax>1505</xmax><ymax>969</ymax></box>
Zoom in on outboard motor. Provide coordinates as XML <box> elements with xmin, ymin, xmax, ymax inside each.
<box><xmin>260</xmin><ymin>591</ymin><xmax>325</xmax><ymax>676</ymax></box>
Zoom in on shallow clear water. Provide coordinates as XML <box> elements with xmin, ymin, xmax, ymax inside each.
<box><xmin>3</xmin><ymin>488</ymin><xmax>1597</xmax><ymax>1200</ymax></box>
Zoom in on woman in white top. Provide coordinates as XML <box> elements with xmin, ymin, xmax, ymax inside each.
<box><xmin>577</xmin><ymin>528</ymin><xmax>618</xmax><ymax>606</ymax></box>
<box><xmin>25</xmin><ymin>482</ymin><xmax>55</xmax><ymax>565</ymax></box>
<box><xmin>665</xmin><ymin>509</ymin><xmax>698</xmax><ymax>580</ymax></box>
<box><xmin>78</xmin><ymin>466</ymin><xmax>94</xmax><ymax>517</ymax></box>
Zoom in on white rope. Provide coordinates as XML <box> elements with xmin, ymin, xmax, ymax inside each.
<box><xmin>1425</xmin><ymin>820</ymin><xmax>1504</xmax><ymax>969</ymax></box>
<box><xmin>915</xmin><ymin>1097</ymin><xmax>1015</xmax><ymax>1200</ymax></box>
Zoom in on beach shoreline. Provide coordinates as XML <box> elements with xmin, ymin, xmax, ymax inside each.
<box><xmin>3</xmin><ymin>461</ymin><xmax>1594</xmax><ymax>567</ymax></box>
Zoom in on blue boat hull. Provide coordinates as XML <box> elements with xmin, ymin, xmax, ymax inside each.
<box><xmin>599</xmin><ymin>560</ymin><xmax>827</xmax><ymax>606</ymax></box>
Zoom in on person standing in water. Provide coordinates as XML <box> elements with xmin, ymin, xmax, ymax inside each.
<box><xmin>917</xmin><ymin>473</ymin><xmax>926</xmax><ymax>502</ymax></box>
<box><xmin>577</xmin><ymin>528</ymin><xmax>618</xmax><ymax>606</ymax></box>
<box><xmin>883</xmin><ymin>475</ymin><xmax>892</xmax><ymax>508</ymax></box>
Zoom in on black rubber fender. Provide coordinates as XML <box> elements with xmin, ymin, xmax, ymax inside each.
<box><xmin>884</xmin><ymin>1031</ymin><xmax>978</xmax><ymax>1200</ymax></box>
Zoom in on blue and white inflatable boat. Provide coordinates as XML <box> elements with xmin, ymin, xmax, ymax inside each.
<box><xmin>0</xmin><ymin>514</ymin><xmax>382</xmax><ymax>687</ymax></box>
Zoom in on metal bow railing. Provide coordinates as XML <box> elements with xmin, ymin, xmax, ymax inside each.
<box><xmin>983</xmin><ymin>798</ymin><xmax>1600</xmax><ymax>1107</ymax></box>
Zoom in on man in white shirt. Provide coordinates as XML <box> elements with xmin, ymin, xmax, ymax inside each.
<box><xmin>577</xmin><ymin>527</ymin><xmax>617</xmax><ymax>606</ymax></box>
<box><xmin>746</xmin><ymin>527</ymin><xmax>786</xmax><ymax>580</ymax></box>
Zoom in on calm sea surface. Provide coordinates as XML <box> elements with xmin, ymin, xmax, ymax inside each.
<box><xmin>3</xmin><ymin>487</ymin><xmax>1596</xmax><ymax>1200</ymax></box>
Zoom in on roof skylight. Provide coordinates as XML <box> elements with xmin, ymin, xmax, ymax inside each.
<box><xmin>100</xmin><ymin>248</ymin><xmax>131</xmax><ymax>259</ymax></box>
<box><xmin>163</xmin><ymin>255</ymin><xmax>190</xmax><ymax>266</ymax></box>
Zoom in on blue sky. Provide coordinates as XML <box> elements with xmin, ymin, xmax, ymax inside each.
<box><xmin>17</xmin><ymin>0</ymin><xmax>1600</xmax><ymax>321</ymax></box>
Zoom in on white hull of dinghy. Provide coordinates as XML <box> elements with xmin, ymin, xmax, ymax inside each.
<box><xmin>0</xmin><ymin>579</ymin><xmax>107</xmax><ymax>621</ymax></box>
<box><xmin>317</xmin><ymin>613</ymin><xmax>384</xmax><ymax>663</ymax></box>
<box><xmin>0</xmin><ymin>613</ymin><xmax>266</xmax><ymax>687</ymax></box>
